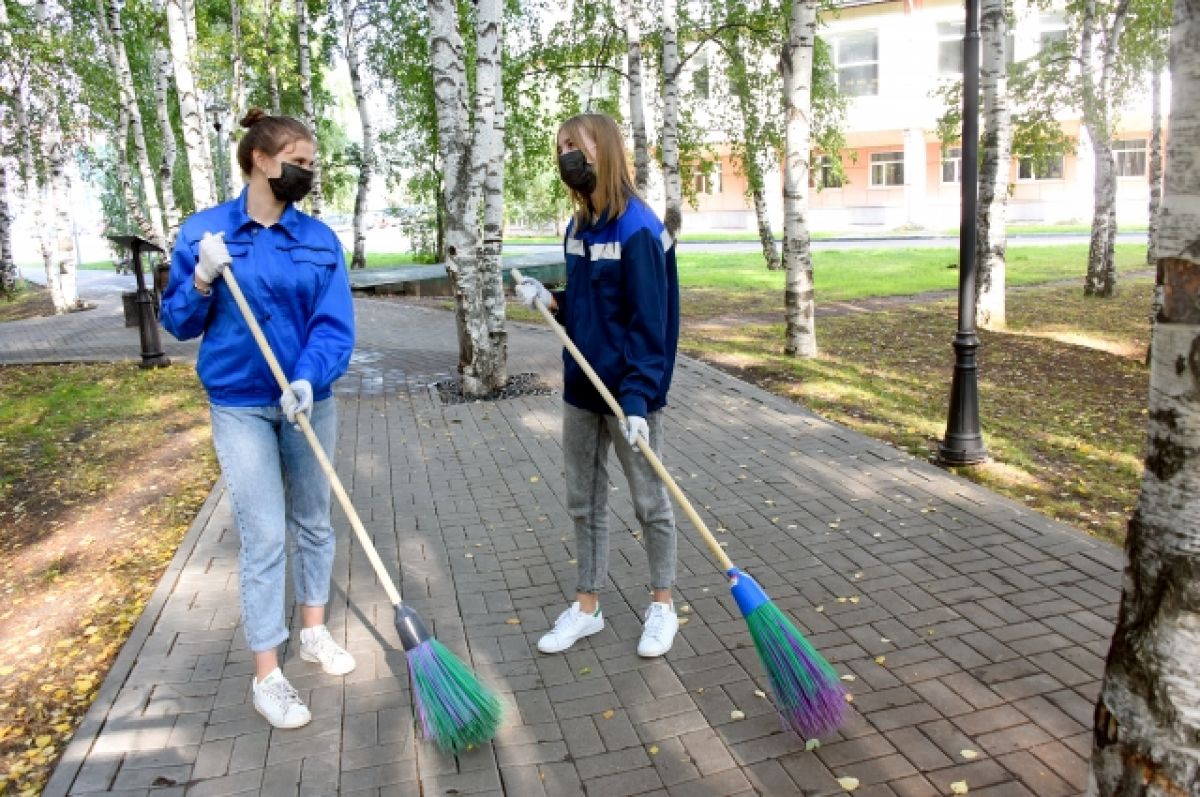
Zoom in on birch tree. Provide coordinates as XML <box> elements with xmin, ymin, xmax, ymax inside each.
<box><xmin>0</xmin><ymin>121</ymin><xmax>14</xmax><ymax>296</ymax></box>
<box><xmin>1145</xmin><ymin>61</ymin><xmax>1165</xmax><ymax>361</ymax></box>
<box><xmin>166</xmin><ymin>0</ymin><xmax>217</xmax><ymax>208</ymax></box>
<box><xmin>661</xmin><ymin>0</ymin><xmax>683</xmax><ymax>238</ymax></box>
<box><xmin>1088</xmin><ymin>0</ymin><xmax>1200</xmax><ymax>789</ymax></box>
<box><xmin>100</xmin><ymin>0</ymin><xmax>166</xmax><ymax>248</ymax></box>
<box><xmin>228</xmin><ymin>0</ymin><xmax>246</xmax><ymax>196</ymax></box>
<box><xmin>781</xmin><ymin>0</ymin><xmax>818</xmax><ymax>358</ymax></box>
<box><xmin>620</xmin><ymin>0</ymin><xmax>651</xmax><ymax>192</ymax></box>
<box><xmin>974</xmin><ymin>0</ymin><xmax>1012</xmax><ymax>328</ymax></box>
<box><xmin>479</xmin><ymin>62</ymin><xmax>507</xmax><ymax>382</ymax></box>
<box><xmin>263</xmin><ymin>0</ymin><xmax>282</xmax><ymax>113</ymax></box>
<box><xmin>427</xmin><ymin>0</ymin><xmax>507</xmax><ymax>395</ymax></box>
<box><xmin>340</xmin><ymin>0</ymin><xmax>371</xmax><ymax>268</ymax></box>
<box><xmin>296</xmin><ymin>0</ymin><xmax>321</xmax><ymax>215</ymax></box>
<box><xmin>152</xmin><ymin>38</ymin><xmax>181</xmax><ymax>240</ymax></box>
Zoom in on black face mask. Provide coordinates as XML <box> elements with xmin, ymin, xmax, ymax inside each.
<box><xmin>558</xmin><ymin>150</ymin><xmax>596</xmax><ymax>195</ymax></box>
<box><xmin>267</xmin><ymin>161</ymin><xmax>315</xmax><ymax>204</ymax></box>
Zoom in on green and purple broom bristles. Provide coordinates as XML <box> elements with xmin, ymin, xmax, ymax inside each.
<box><xmin>729</xmin><ymin>568</ymin><xmax>846</xmax><ymax>738</ymax></box>
<box><xmin>395</xmin><ymin>605</ymin><xmax>503</xmax><ymax>754</ymax></box>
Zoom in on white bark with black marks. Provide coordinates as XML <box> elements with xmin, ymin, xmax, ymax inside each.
<box><xmin>975</xmin><ymin>0</ymin><xmax>1011</xmax><ymax>329</ymax></box>
<box><xmin>621</xmin><ymin>0</ymin><xmax>651</xmax><ymax>193</ymax></box>
<box><xmin>427</xmin><ymin>0</ymin><xmax>506</xmax><ymax>396</ymax></box>
<box><xmin>0</xmin><ymin>124</ymin><xmax>15</xmax><ymax>294</ymax></box>
<box><xmin>152</xmin><ymin>38</ymin><xmax>181</xmax><ymax>242</ymax></box>
<box><xmin>661</xmin><ymin>0</ymin><xmax>682</xmax><ymax>238</ymax></box>
<box><xmin>264</xmin><ymin>0</ymin><xmax>281</xmax><ymax>113</ymax></box>
<box><xmin>166</xmin><ymin>0</ymin><xmax>216</xmax><ymax>209</ymax></box>
<box><xmin>1147</xmin><ymin>65</ymin><xmax>1164</xmax><ymax>353</ymax></box>
<box><xmin>340</xmin><ymin>0</ymin><xmax>371</xmax><ymax>268</ymax></box>
<box><xmin>480</xmin><ymin>60</ymin><xmax>507</xmax><ymax>388</ymax></box>
<box><xmin>229</xmin><ymin>0</ymin><xmax>245</xmax><ymax>195</ymax></box>
<box><xmin>44</xmin><ymin>130</ymin><xmax>81</xmax><ymax>313</ymax></box>
<box><xmin>1088</xmin><ymin>0</ymin><xmax>1200</xmax><ymax>791</ymax></box>
<box><xmin>102</xmin><ymin>0</ymin><xmax>166</xmax><ymax>249</ymax></box>
<box><xmin>781</xmin><ymin>0</ymin><xmax>817</xmax><ymax>358</ymax></box>
<box><xmin>296</xmin><ymin>0</ymin><xmax>321</xmax><ymax>215</ymax></box>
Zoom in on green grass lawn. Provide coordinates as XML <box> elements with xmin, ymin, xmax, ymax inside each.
<box><xmin>677</xmin><ymin>243</ymin><xmax>1147</xmax><ymax>303</ymax></box>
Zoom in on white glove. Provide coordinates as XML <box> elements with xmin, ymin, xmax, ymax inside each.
<box><xmin>281</xmin><ymin>379</ymin><xmax>313</xmax><ymax>423</ymax></box>
<box><xmin>621</xmin><ymin>415</ymin><xmax>649</xmax><ymax>450</ymax></box>
<box><xmin>514</xmin><ymin>276</ymin><xmax>552</xmax><ymax>310</ymax></box>
<box><xmin>195</xmin><ymin>231</ymin><xmax>231</xmax><ymax>285</ymax></box>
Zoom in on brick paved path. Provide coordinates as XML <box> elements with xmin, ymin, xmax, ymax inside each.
<box><xmin>3</xmin><ymin>296</ymin><xmax>1119</xmax><ymax>796</ymax></box>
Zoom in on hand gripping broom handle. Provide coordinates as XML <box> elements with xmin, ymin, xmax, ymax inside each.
<box><xmin>511</xmin><ymin>268</ymin><xmax>736</xmax><ymax>574</ymax></box>
<box><xmin>223</xmin><ymin>267</ymin><xmax>403</xmax><ymax>606</ymax></box>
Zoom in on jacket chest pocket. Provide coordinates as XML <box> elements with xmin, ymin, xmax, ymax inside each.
<box><xmin>276</xmin><ymin>244</ymin><xmax>338</xmax><ymax>310</ymax></box>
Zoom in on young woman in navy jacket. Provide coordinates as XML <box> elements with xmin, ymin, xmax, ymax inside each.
<box><xmin>516</xmin><ymin>113</ymin><xmax>682</xmax><ymax>659</ymax></box>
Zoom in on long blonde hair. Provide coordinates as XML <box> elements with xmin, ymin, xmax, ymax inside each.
<box><xmin>557</xmin><ymin>114</ymin><xmax>640</xmax><ymax>230</ymax></box>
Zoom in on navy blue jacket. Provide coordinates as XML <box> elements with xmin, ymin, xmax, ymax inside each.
<box><xmin>161</xmin><ymin>190</ymin><xmax>355</xmax><ymax>407</ymax></box>
<box><xmin>554</xmin><ymin>195</ymin><xmax>679</xmax><ymax>418</ymax></box>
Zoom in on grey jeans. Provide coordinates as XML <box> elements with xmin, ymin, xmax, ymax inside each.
<box><xmin>562</xmin><ymin>402</ymin><xmax>677</xmax><ymax>594</ymax></box>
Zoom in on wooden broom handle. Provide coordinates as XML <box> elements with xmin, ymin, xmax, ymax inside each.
<box><xmin>223</xmin><ymin>267</ymin><xmax>403</xmax><ymax>606</ymax></box>
<box><xmin>511</xmin><ymin>268</ymin><xmax>736</xmax><ymax>573</ymax></box>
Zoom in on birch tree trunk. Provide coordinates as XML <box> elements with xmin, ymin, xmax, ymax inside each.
<box><xmin>781</xmin><ymin>0</ymin><xmax>818</xmax><ymax>358</ymax></box>
<box><xmin>480</xmin><ymin>61</ymin><xmax>507</xmax><ymax>387</ymax></box>
<box><xmin>427</xmin><ymin>0</ymin><xmax>506</xmax><ymax>396</ymax></box>
<box><xmin>1146</xmin><ymin>64</ymin><xmax>1164</xmax><ymax>363</ymax></box>
<box><xmin>340</xmin><ymin>0</ymin><xmax>370</xmax><ymax>268</ymax></box>
<box><xmin>166</xmin><ymin>0</ymin><xmax>216</xmax><ymax>208</ymax></box>
<box><xmin>296</xmin><ymin>0</ymin><xmax>322</xmax><ymax>215</ymax></box>
<box><xmin>1088</xmin><ymin>3</ymin><xmax>1200</xmax><ymax>790</ymax></box>
<box><xmin>264</xmin><ymin>0</ymin><xmax>282</xmax><ymax>114</ymax></box>
<box><xmin>40</xmin><ymin>126</ymin><xmax>80</xmax><ymax>312</ymax></box>
<box><xmin>12</xmin><ymin>85</ymin><xmax>51</xmax><ymax>273</ymax></box>
<box><xmin>102</xmin><ymin>0</ymin><xmax>166</xmax><ymax>248</ymax></box>
<box><xmin>621</xmin><ymin>0</ymin><xmax>651</xmax><ymax>193</ymax></box>
<box><xmin>152</xmin><ymin>39</ymin><xmax>181</xmax><ymax>241</ymax></box>
<box><xmin>975</xmin><ymin>0</ymin><xmax>1011</xmax><ymax>328</ymax></box>
<box><xmin>753</xmin><ymin>188</ymin><xmax>780</xmax><ymax>270</ymax></box>
<box><xmin>1081</xmin><ymin>0</ymin><xmax>1130</xmax><ymax>298</ymax></box>
<box><xmin>229</xmin><ymin>0</ymin><xmax>245</xmax><ymax>195</ymax></box>
<box><xmin>660</xmin><ymin>0</ymin><xmax>682</xmax><ymax>238</ymax></box>
<box><xmin>730</xmin><ymin>49</ymin><xmax>781</xmax><ymax>271</ymax></box>
<box><xmin>0</xmin><ymin>126</ymin><xmax>15</xmax><ymax>295</ymax></box>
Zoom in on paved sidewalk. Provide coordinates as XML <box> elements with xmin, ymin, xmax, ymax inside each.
<box><xmin>3</xmin><ymin>297</ymin><xmax>1119</xmax><ymax>796</ymax></box>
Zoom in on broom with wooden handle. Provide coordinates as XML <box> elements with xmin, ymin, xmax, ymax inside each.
<box><xmin>512</xmin><ymin>267</ymin><xmax>845</xmax><ymax>738</ymax></box>
<box><xmin>222</xmin><ymin>266</ymin><xmax>502</xmax><ymax>754</ymax></box>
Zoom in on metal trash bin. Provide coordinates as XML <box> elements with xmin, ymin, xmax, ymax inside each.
<box><xmin>121</xmin><ymin>291</ymin><xmax>139</xmax><ymax>328</ymax></box>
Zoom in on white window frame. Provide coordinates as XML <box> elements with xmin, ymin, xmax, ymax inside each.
<box><xmin>938</xmin><ymin>21</ymin><xmax>965</xmax><ymax>75</ymax></box>
<box><xmin>1038</xmin><ymin>14</ymin><xmax>1068</xmax><ymax>52</ymax></box>
<box><xmin>693</xmin><ymin>165</ymin><xmax>722</xmax><ymax>195</ymax></box>
<box><xmin>1113</xmin><ymin>138</ymin><xmax>1148</xmax><ymax>178</ymax></box>
<box><xmin>814</xmin><ymin>155</ymin><xmax>844</xmax><ymax>189</ymax></box>
<box><xmin>1017</xmin><ymin>154</ymin><xmax>1065</xmax><ymax>181</ymax></box>
<box><xmin>941</xmin><ymin>146</ymin><xmax>962</xmax><ymax>183</ymax></box>
<box><xmin>833</xmin><ymin>31</ymin><xmax>879</xmax><ymax>97</ymax></box>
<box><xmin>869</xmin><ymin>151</ymin><xmax>904</xmax><ymax>187</ymax></box>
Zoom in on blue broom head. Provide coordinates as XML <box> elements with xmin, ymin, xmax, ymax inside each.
<box><xmin>396</xmin><ymin>605</ymin><xmax>503</xmax><ymax>754</ymax></box>
<box><xmin>728</xmin><ymin>568</ymin><xmax>847</xmax><ymax>738</ymax></box>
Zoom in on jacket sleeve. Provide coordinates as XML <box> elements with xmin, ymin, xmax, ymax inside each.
<box><xmin>159</xmin><ymin>229</ymin><xmax>214</xmax><ymax>342</ymax></box>
<box><xmin>291</xmin><ymin>245</ymin><xmax>355</xmax><ymax>394</ymax></box>
<box><xmin>617</xmin><ymin>228</ymin><xmax>669</xmax><ymax>418</ymax></box>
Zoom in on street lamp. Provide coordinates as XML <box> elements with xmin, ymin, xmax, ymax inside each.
<box><xmin>938</xmin><ymin>0</ymin><xmax>988</xmax><ymax>466</ymax></box>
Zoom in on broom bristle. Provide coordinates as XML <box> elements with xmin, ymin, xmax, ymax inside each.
<box><xmin>406</xmin><ymin>638</ymin><xmax>503</xmax><ymax>754</ymax></box>
<box><xmin>744</xmin><ymin>599</ymin><xmax>847</xmax><ymax>738</ymax></box>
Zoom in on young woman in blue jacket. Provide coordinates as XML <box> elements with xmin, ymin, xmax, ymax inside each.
<box><xmin>161</xmin><ymin>109</ymin><xmax>356</xmax><ymax>730</ymax></box>
<box><xmin>516</xmin><ymin>113</ymin><xmax>682</xmax><ymax>658</ymax></box>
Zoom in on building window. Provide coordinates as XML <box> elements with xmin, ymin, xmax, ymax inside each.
<box><xmin>693</xmin><ymin>165</ymin><xmax>721</xmax><ymax>195</ymax></box>
<box><xmin>938</xmin><ymin>22</ymin><xmax>965</xmax><ymax>74</ymax></box>
<box><xmin>1038</xmin><ymin>14</ymin><xmax>1068</xmax><ymax>51</ymax></box>
<box><xmin>1113</xmin><ymin>138</ymin><xmax>1147</xmax><ymax>177</ymax></box>
<box><xmin>692</xmin><ymin>51</ymin><xmax>711</xmax><ymax>99</ymax></box>
<box><xmin>834</xmin><ymin>31</ymin><xmax>879</xmax><ymax>97</ymax></box>
<box><xmin>1017</xmin><ymin>154</ymin><xmax>1065</xmax><ymax>180</ymax></box>
<box><xmin>941</xmin><ymin>147</ymin><xmax>962</xmax><ymax>183</ymax></box>
<box><xmin>870</xmin><ymin>151</ymin><xmax>904</xmax><ymax>187</ymax></box>
<box><xmin>814</xmin><ymin>155</ymin><xmax>844</xmax><ymax>189</ymax></box>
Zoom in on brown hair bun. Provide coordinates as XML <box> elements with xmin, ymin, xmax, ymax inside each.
<box><xmin>240</xmin><ymin>108</ymin><xmax>268</xmax><ymax>129</ymax></box>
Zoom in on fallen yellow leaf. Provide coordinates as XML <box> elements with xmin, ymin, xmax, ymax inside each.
<box><xmin>836</xmin><ymin>776</ymin><xmax>859</xmax><ymax>791</ymax></box>
<box><xmin>960</xmin><ymin>749</ymin><xmax>980</xmax><ymax>760</ymax></box>
<box><xmin>601</xmin><ymin>709</ymin><xmax>615</xmax><ymax>720</ymax></box>
<box><xmin>730</xmin><ymin>710</ymin><xmax>745</xmax><ymax>720</ymax></box>
<box><xmin>648</xmin><ymin>745</ymin><xmax>659</xmax><ymax>755</ymax></box>
<box><xmin>950</xmin><ymin>781</ymin><xmax>969</xmax><ymax>794</ymax></box>
<box><xmin>505</xmin><ymin>618</ymin><xmax>520</xmax><ymax>625</ymax></box>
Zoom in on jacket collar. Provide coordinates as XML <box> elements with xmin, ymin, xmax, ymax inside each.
<box><xmin>229</xmin><ymin>187</ymin><xmax>303</xmax><ymax>241</ymax></box>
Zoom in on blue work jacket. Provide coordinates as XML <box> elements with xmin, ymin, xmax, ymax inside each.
<box><xmin>552</xmin><ymin>195</ymin><xmax>679</xmax><ymax>418</ymax></box>
<box><xmin>160</xmin><ymin>190</ymin><xmax>355</xmax><ymax>407</ymax></box>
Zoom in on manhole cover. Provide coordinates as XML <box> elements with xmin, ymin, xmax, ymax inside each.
<box><xmin>435</xmin><ymin>372</ymin><xmax>555</xmax><ymax>404</ymax></box>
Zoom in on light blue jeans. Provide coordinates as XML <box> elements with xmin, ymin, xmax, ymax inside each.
<box><xmin>210</xmin><ymin>398</ymin><xmax>337</xmax><ymax>652</ymax></box>
<box><xmin>562</xmin><ymin>402</ymin><xmax>677</xmax><ymax>594</ymax></box>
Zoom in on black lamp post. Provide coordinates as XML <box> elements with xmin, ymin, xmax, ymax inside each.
<box><xmin>109</xmin><ymin>234</ymin><xmax>170</xmax><ymax>369</ymax></box>
<box><xmin>938</xmin><ymin>0</ymin><xmax>988</xmax><ymax>466</ymax></box>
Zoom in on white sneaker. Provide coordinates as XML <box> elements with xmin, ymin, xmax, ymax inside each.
<box><xmin>637</xmin><ymin>602</ymin><xmax>679</xmax><ymax>658</ymax></box>
<box><xmin>253</xmin><ymin>669</ymin><xmax>311</xmax><ymax>729</ymax></box>
<box><xmin>537</xmin><ymin>602</ymin><xmax>604</xmax><ymax>654</ymax></box>
<box><xmin>299</xmin><ymin>625</ymin><xmax>357</xmax><ymax>676</ymax></box>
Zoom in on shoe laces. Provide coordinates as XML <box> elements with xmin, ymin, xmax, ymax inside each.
<box><xmin>552</xmin><ymin>605</ymin><xmax>583</xmax><ymax>633</ymax></box>
<box><xmin>306</xmin><ymin>627</ymin><xmax>344</xmax><ymax>661</ymax></box>
<box><xmin>643</xmin><ymin>603</ymin><xmax>672</xmax><ymax>638</ymax></box>
<box><xmin>259</xmin><ymin>676</ymin><xmax>302</xmax><ymax>709</ymax></box>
